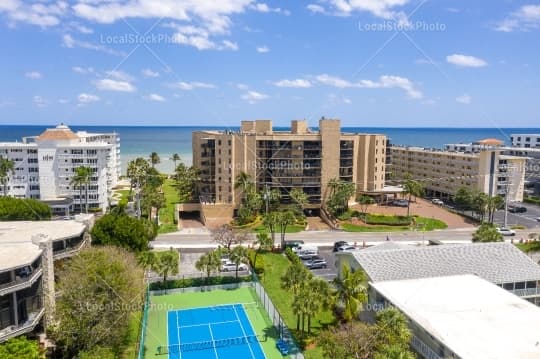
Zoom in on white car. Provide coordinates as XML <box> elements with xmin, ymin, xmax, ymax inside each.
<box><xmin>497</xmin><ymin>227</ymin><xmax>516</xmax><ymax>236</ymax></box>
<box><xmin>337</xmin><ymin>245</ymin><xmax>357</xmax><ymax>252</ymax></box>
<box><xmin>431</xmin><ymin>199</ymin><xmax>444</xmax><ymax>205</ymax></box>
<box><xmin>221</xmin><ymin>262</ymin><xmax>248</xmax><ymax>272</ymax></box>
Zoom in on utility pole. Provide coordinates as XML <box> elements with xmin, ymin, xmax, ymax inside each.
<box><xmin>135</xmin><ymin>180</ymin><xmax>141</xmax><ymax>219</ymax></box>
<box><xmin>263</xmin><ymin>183</ymin><xmax>269</xmax><ymax>214</ymax></box>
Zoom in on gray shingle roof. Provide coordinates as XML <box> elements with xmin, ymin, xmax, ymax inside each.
<box><xmin>351</xmin><ymin>242</ymin><xmax>540</xmax><ymax>284</ymax></box>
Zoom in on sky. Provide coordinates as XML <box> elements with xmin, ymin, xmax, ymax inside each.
<box><xmin>0</xmin><ymin>0</ymin><xmax>539</xmax><ymax>128</ymax></box>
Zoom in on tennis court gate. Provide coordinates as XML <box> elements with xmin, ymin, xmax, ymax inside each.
<box><xmin>252</xmin><ymin>278</ymin><xmax>304</xmax><ymax>359</ymax></box>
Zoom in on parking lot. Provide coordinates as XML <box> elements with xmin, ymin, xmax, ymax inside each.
<box><xmin>296</xmin><ymin>246</ymin><xmax>339</xmax><ymax>282</ymax></box>
<box><xmin>493</xmin><ymin>203</ymin><xmax>540</xmax><ymax>229</ymax></box>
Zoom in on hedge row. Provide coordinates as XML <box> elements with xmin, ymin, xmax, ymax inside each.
<box><xmin>149</xmin><ymin>275</ymin><xmax>251</xmax><ymax>291</ymax></box>
<box><xmin>364</xmin><ymin>214</ymin><xmax>412</xmax><ymax>226</ymax></box>
<box><xmin>0</xmin><ymin>197</ymin><xmax>51</xmax><ymax>220</ymax></box>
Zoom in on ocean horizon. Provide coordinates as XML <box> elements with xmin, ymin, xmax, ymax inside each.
<box><xmin>1</xmin><ymin>125</ymin><xmax>539</xmax><ymax>174</ymax></box>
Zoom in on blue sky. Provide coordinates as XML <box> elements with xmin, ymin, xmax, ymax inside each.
<box><xmin>0</xmin><ymin>0</ymin><xmax>539</xmax><ymax>127</ymax></box>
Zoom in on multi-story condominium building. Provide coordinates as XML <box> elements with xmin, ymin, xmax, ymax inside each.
<box><xmin>391</xmin><ymin>146</ymin><xmax>526</xmax><ymax>202</ymax></box>
<box><xmin>0</xmin><ymin>216</ymin><xmax>92</xmax><ymax>342</ymax></box>
<box><xmin>0</xmin><ymin>124</ymin><xmax>120</xmax><ymax>214</ymax></box>
<box><xmin>192</xmin><ymin>119</ymin><xmax>387</xmax><ymax>208</ymax></box>
<box><xmin>511</xmin><ymin>133</ymin><xmax>540</xmax><ymax>148</ymax></box>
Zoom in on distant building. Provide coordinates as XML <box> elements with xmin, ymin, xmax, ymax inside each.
<box><xmin>391</xmin><ymin>145</ymin><xmax>526</xmax><ymax>201</ymax></box>
<box><xmin>371</xmin><ymin>274</ymin><xmax>540</xmax><ymax>359</ymax></box>
<box><xmin>0</xmin><ymin>216</ymin><xmax>92</xmax><ymax>342</ymax></box>
<box><xmin>336</xmin><ymin>242</ymin><xmax>540</xmax><ymax>305</ymax></box>
<box><xmin>0</xmin><ymin>124</ymin><xmax>120</xmax><ymax>214</ymax></box>
<box><xmin>511</xmin><ymin>133</ymin><xmax>540</xmax><ymax>148</ymax></box>
<box><xmin>192</xmin><ymin>119</ymin><xmax>387</xmax><ymax>207</ymax></box>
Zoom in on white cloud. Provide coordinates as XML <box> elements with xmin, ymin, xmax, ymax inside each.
<box><xmin>78</xmin><ymin>93</ymin><xmax>100</xmax><ymax>104</ymax></box>
<box><xmin>251</xmin><ymin>3</ymin><xmax>290</xmax><ymax>15</ymax></box>
<box><xmin>241</xmin><ymin>90</ymin><xmax>268</xmax><ymax>103</ymax></box>
<box><xmin>456</xmin><ymin>94</ymin><xmax>471</xmax><ymax>104</ymax></box>
<box><xmin>222</xmin><ymin>40</ymin><xmax>238</xmax><ymax>50</ymax></box>
<box><xmin>256</xmin><ymin>46</ymin><xmax>270</xmax><ymax>53</ymax></box>
<box><xmin>495</xmin><ymin>5</ymin><xmax>540</xmax><ymax>32</ymax></box>
<box><xmin>307</xmin><ymin>4</ymin><xmax>326</xmax><ymax>14</ymax></box>
<box><xmin>144</xmin><ymin>93</ymin><xmax>166</xmax><ymax>102</ymax></box>
<box><xmin>105</xmin><ymin>70</ymin><xmax>134</xmax><ymax>82</ymax></box>
<box><xmin>72</xmin><ymin>66</ymin><xmax>94</xmax><ymax>75</ymax></box>
<box><xmin>446</xmin><ymin>54</ymin><xmax>487</xmax><ymax>68</ymax></box>
<box><xmin>0</xmin><ymin>0</ymin><xmax>67</xmax><ymax>27</ymax></box>
<box><xmin>171</xmin><ymin>81</ymin><xmax>216</xmax><ymax>90</ymax></box>
<box><xmin>343</xmin><ymin>97</ymin><xmax>352</xmax><ymax>104</ymax></box>
<box><xmin>315</xmin><ymin>73</ymin><xmax>423</xmax><ymax>99</ymax></box>
<box><xmin>168</xmin><ymin>24</ymin><xmax>239</xmax><ymax>51</ymax></box>
<box><xmin>273</xmin><ymin>79</ymin><xmax>312</xmax><ymax>88</ymax></box>
<box><xmin>236</xmin><ymin>83</ymin><xmax>249</xmax><ymax>90</ymax></box>
<box><xmin>62</xmin><ymin>34</ymin><xmax>127</xmax><ymax>57</ymax></box>
<box><xmin>32</xmin><ymin>95</ymin><xmax>47</xmax><ymax>107</ymax></box>
<box><xmin>95</xmin><ymin>79</ymin><xmax>136</xmax><ymax>92</ymax></box>
<box><xmin>141</xmin><ymin>69</ymin><xmax>160</xmax><ymax>78</ymax></box>
<box><xmin>25</xmin><ymin>71</ymin><xmax>42</xmax><ymax>79</ymax></box>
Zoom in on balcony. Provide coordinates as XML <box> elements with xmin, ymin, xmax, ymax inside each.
<box><xmin>510</xmin><ymin>287</ymin><xmax>540</xmax><ymax>298</ymax></box>
<box><xmin>0</xmin><ymin>304</ymin><xmax>44</xmax><ymax>343</ymax></box>
<box><xmin>53</xmin><ymin>235</ymin><xmax>89</xmax><ymax>260</ymax></box>
<box><xmin>0</xmin><ymin>268</ymin><xmax>43</xmax><ymax>297</ymax></box>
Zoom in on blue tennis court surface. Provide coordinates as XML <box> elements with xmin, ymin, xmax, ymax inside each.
<box><xmin>166</xmin><ymin>303</ymin><xmax>267</xmax><ymax>359</ymax></box>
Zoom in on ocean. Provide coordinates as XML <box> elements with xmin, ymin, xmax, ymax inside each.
<box><xmin>1</xmin><ymin>125</ymin><xmax>538</xmax><ymax>174</ymax></box>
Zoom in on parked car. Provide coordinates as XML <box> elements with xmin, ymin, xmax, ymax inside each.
<box><xmin>536</xmin><ymin>217</ymin><xmax>540</xmax><ymax>222</ymax></box>
<box><xmin>300</xmin><ymin>254</ymin><xmax>322</xmax><ymax>262</ymax></box>
<box><xmin>337</xmin><ymin>245</ymin><xmax>357</xmax><ymax>252</ymax></box>
<box><xmin>221</xmin><ymin>262</ymin><xmax>248</xmax><ymax>272</ymax></box>
<box><xmin>497</xmin><ymin>227</ymin><xmax>516</xmax><ymax>236</ymax></box>
<box><xmin>292</xmin><ymin>245</ymin><xmax>318</xmax><ymax>254</ymax></box>
<box><xmin>508</xmin><ymin>205</ymin><xmax>527</xmax><ymax>213</ymax></box>
<box><xmin>305</xmin><ymin>259</ymin><xmax>327</xmax><ymax>269</ymax></box>
<box><xmin>284</xmin><ymin>240</ymin><xmax>304</xmax><ymax>249</ymax></box>
<box><xmin>431</xmin><ymin>198</ymin><xmax>444</xmax><ymax>205</ymax></box>
<box><xmin>333</xmin><ymin>241</ymin><xmax>349</xmax><ymax>252</ymax></box>
<box><xmin>392</xmin><ymin>199</ymin><xmax>409</xmax><ymax>207</ymax></box>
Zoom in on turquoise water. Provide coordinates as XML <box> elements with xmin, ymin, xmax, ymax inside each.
<box><xmin>1</xmin><ymin>125</ymin><xmax>538</xmax><ymax>174</ymax></box>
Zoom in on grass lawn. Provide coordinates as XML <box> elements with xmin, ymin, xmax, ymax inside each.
<box><xmin>142</xmin><ymin>287</ymin><xmax>285</xmax><ymax>359</ymax></box>
<box><xmin>341</xmin><ymin>216</ymin><xmax>447</xmax><ymax>232</ymax></box>
<box><xmin>120</xmin><ymin>310</ymin><xmax>142</xmax><ymax>359</ymax></box>
<box><xmin>253</xmin><ymin>224</ymin><xmax>305</xmax><ymax>234</ymax></box>
<box><xmin>516</xmin><ymin>242</ymin><xmax>540</xmax><ymax>253</ymax></box>
<box><xmin>259</xmin><ymin>253</ymin><xmax>335</xmax><ymax>359</ymax></box>
<box><xmin>158</xmin><ymin>179</ymin><xmax>179</xmax><ymax>234</ymax></box>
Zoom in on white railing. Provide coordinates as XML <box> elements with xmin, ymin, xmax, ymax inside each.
<box><xmin>0</xmin><ymin>268</ymin><xmax>43</xmax><ymax>296</ymax></box>
<box><xmin>0</xmin><ymin>308</ymin><xmax>45</xmax><ymax>343</ymax></box>
<box><xmin>511</xmin><ymin>287</ymin><xmax>540</xmax><ymax>298</ymax></box>
<box><xmin>411</xmin><ymin>335</ymin><xmax>443</xmax><ymax>359</ymax></box>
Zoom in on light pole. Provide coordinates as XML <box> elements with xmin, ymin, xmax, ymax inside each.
<box><xmin>263</xmin><ymin>183</ymin><xmax>270</xmax><ymax>214</ymax></box>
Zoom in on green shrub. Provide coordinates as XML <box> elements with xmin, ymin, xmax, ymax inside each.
<box><xmin>337</xmin><ymin>211</ymin><xmax>352</xmax><ymax>221</ymax></box>
<box><xmin>0</xmin><ymin>197</ymin><xmax>51</xmax><ymax>220</ymax></box>
<box><xmin>247</xmin><ymin>249</ymin><xmax>265</xmax><ymax>274</ymax></box>
<box><xmin>149</xmin><ymin>275</ymin><xmax>251</xmax><ymax>291</ymax></box>
<box><xmin>365</xmin><ymin>214</ymin><xmax>411</xmax><ymax>226</ymax></box>
<box><xmin>284</xmin><ymin>247</ymin><xmax>300</xmax><ymax>263</ymax></box>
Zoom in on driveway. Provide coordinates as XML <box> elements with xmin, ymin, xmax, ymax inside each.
<box><xmin>493</xmin><ymin>202</ymin><xmax>540</xmax><ymax>229</ymax></box>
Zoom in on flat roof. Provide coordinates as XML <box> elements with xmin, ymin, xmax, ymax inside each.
<box><xmin>0</xmin><ymin>220</ymin><xmax>86</xmax><ymax>272</ymax></box>
<box><xmin>372</xmin><ymin>275</ymin><xmax>540</xmax><ymax>359</ymax></box>
<box><xmin>346</xmin><ymin>242</ymin><xmax>540</xmax><ymax>284</ymax></box>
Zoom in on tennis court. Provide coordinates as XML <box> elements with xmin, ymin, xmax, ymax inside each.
<box><xmin>164</xmin><ymin>303</ymin><xmax>266</xmax><ymax>359</ymax></box>
<box><xmin>142</xmin><ymin>287</ymin><xmax>287</xmax><ymax>359</ymax></box>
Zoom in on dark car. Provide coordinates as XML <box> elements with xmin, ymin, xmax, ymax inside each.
<box><xmin>508</xmin><ymin>205</ymin><xmax>527</xmax><ymax>213</ymax></box>
<box><xmin>305</xmin><ymin>259</ymin><xmax>327</xmax><ymax>269</ymax></box>
<box><xmin>333</xmin><ymin>241</ymin><xmax>349</xmax><ymax>252</ymax></box>
<box><xmin>284</xmin><ymin>240</ymin><xmax>305</xmax><ymax>249</ymax></box>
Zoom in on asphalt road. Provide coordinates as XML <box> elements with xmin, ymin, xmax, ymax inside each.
<box><xmin>152</xmin><ymin>227</ymin><xmax>531</xmax><ymax>249</ymax></box>
<box><xmin>493</xmin><ymin>202</ymin><xmax>540</xmax><ymax>228</ymax></box>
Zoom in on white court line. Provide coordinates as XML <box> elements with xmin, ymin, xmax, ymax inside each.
<box><xmin>207</xmin><ymin>324</ymin><xmax>219</xmax><ymax>359</ymax></box>
<box><xmin>232</xmin><ymin>305</ymin><xmax>256</xmax><ymax>359</ymax></box>
<box><xmin>179</xmin><ymin>320</ymin><xmax>239</xmax><ymax>329</ymax></box>
<box><xmin>174</xmin><ymin>311</ymin><xmax>182</xmax><ymax>359</ymax></box>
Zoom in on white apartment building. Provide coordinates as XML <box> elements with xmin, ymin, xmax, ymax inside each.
<box><xmin>392</xmin><ymin>146</ymin><xmax>526</xmax><ymax>202</ymax></box>
<box><xmin>0</xmin><ymin>124</ymin><xmax>120</xmax><ymax>214</ymax></box>
<box><xmin>511</xmin><ymin>133</ymin><xmax>540</xmax><ymax>148</ymax></box>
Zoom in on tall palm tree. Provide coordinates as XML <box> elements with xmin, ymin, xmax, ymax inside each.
<box><xmin>281</xmin><ymin>262</ymin><xmax>312</xmax><ymax>329</ymax></box>
<box><xmin>71</xmin><ymin>166</ymin><xmax>92</xmax><ymax>213</ymax></box>
<box><xmin>157</xmin><ymin>249</ymin><xmax>179</xmax><ymax>285</ymax></box>
<box><xmin>230</xmin><ymin>245</ymin><xmax>249</xmax><ymax>279</ymax></box>
<box><xmin>170</xmin><ymin>153</ymin><xmax>181</xmax><ymax>170</ymax></box>
<box><xmin>0</xmin><ymin>156</ymin><xmax>15</xmax><ymax>197</ymax></box>
<box><xmin>402</xmin><ymin>174</ymin><xmax>424</xmax><ymax>217</ymax></box>
<box><xmin>149</xmin><ymin>152</ymin><xmax>160</xmax><ymax>169</ymax></box>
<box><xmin>333</xmin><ymin>264</ymin><xmax>368</xmax><ymax>322</ymax></box>
<box><xmin>234</xmin><ymin>171</ymin><xmax>252</xmax><ymax>199</ymax></box>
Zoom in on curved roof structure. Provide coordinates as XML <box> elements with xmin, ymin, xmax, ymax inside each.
<box><xmin>37</xmin><ymin>124</ymin><xmax>79</xmax><ymax>141</ymax></box>
<box><xmin>475</xmin><ymin>138</ymin><xmax>504</xmax><ymax>146</ymax></box>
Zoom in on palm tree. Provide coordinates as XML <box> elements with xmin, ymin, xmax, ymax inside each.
<box><xmin>157</xmin><ymin>249</ymin><xmax>179</xmax><ymax>285</ymax></box>
<box><xmin>263</xmin><ymin>211</ymin><xmax>280</xmax><ymax>246</ymax></box>
<box><xmin>277</xmin><ymin>210</ymin><xmax>296</xmax><ymax>249</ymax></box>
<box><xmin>281</xmin><ymin>262</ymin><xmax>312</xmax><ymax>330</ymax></box>
<box><xmin>0</xmin><ymin>156</ymin><xmax>15</xmax><ymax>197</ymax></box>
<box><xmin>195</xmin><ymin>250</ymin><xmax>221</xmax><ymax>281</ymax></box>
<box><xmin>253</xmin><ymin>231</ymin><xmax>273</xmax><ymax>268</ymax></box>
<box><xmin>149</xmin><ymin>152</ymin><xmax>160</xmax><ymax>169</ymax></box>
<box><xmin>327</xmin><ymin>178</ymin><xmax>340</xmax><ymax>199</ymax></box>
<box><xmin>472</xmin><ymin>223</ymin><xmax>503</xmax><ymax>242</ymax></box>
<box><xmin>137</xmin><ymin>251</ymin><xmax>158</xmax><ymax>278</ymax></box>
<box><xmin>487</xmin><ymin>195</ymin><xmax>504</xmax><ymax>224</ymax></box>
<box><xmin>234</xmin><ymin>171</ymin><xmax>252</xmax><ymax>202</ymax></box>
<box><xmin>71</xmin><ymin>166</ymin><xmax>92</xmax><ymax>213</ymax></box>
<box><xmin>333</xmin><ymin>264</ymin><xmax>368</xmax><ymax>322</ymax></box>
<box><xmin>375</xmin><ymin>307</ymin><xmax>412</xmax><ymax>350</ymax></box>
<box><xmin>171</xmin><ymin>153</ymin><xmax>181</xmax><ymax>170</ymax></box>
<box><xmin>290</xmin><ymin>188</ymin><xmax>309</xmax><ymax>211</ymax></box>
<box><xmin>304</xmin><ymin>278</ymin><xmax>333</xmax><ymax>334</ymax></box>
<box><xmin>229</xmin><ymin>245</ymin><xmax>249</xmax><ymax>279</ymax></box>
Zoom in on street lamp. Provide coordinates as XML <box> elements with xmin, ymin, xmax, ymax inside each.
<box><xmin>263</xmin><ymin>183</ymin><xmax>270</xmax><ymax>214</ymax></box>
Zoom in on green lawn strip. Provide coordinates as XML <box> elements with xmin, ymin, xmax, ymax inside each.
<box><xmin>414</xmin><ymin>217</ymin><xmax>448</xmax><ymax>231</ymax></box>
<box><xmin>158</xmin><ymin>179</ymin><xmax>179</xmax><ymax>233</ymax></box>
<box><xmin>341</xmin><ymin>223</ymin><xmax>409</xmax><ymax>232</ymax></box>
<box><xmin>253</xmin><ymin>224</ymin><xmax>305</xmax><ymax>234</ymax></box>
<box><xmin>143</xmin><ymin>287</ymin><xmax>284</xmax><ymax>359</ymax></box>
<box><xmin>259</xmin><ymin>253</ymin><xmax>335</xmax><ymax>359</ymax></box>
<box><xmin>120</xmin><ymin>310</ymin><xmax>142</xmax><ymax>359</ymax></box>
<box><xmin>516</xmin><ymin>242</ymin><xmax>540</xmax><ymax>253</ymax></box>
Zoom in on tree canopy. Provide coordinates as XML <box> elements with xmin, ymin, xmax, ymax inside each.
<box><xmin>0</xmin><ymin>197</ymin><xmax>51</xmax><ymax>220</ymax></box>
<box><xmin>90</xmin><ymin>212</ymin><xmax>156</xmax><ymax>252</ymax></box>
<box><xmin>0</xmin><ymin>336</ymin><xmax>44</xmax><ymax>359</ymax></box>
<box><xmin>52</xmin><ymin>246</ymin><xmax>144</xmax><ymax>357</ymax></box>
<box><xmin>472</xmin><ymin>223</ymin><xmax>503</xmax><ymax>242</ymax></box>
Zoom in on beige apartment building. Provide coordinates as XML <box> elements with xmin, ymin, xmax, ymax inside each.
<box><xmin>192</xmin><ymin>119</ymin><xmax>387</xmax><ymax>208</ymax></box>
<box><xmin>391</xmin><ymin>146</ymin><xmax>526</xmax><ymax>202</ymax></box>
